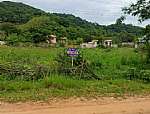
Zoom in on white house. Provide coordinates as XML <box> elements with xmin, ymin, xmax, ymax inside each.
<box><xmin>138</xmin><ymin>35</ymin><xmax>150</xmax><ymax>44</ymax></box>
<box><xmin>81</xmin><ymin>40</ymin><xmax>98</xmax><ymax>48</ymax></box>
<box><xmin>103</xmin><ymin>40</ymin><xmax>112</xmax><ymax>47</ymax></box>
<box><xmin>121</xmin><ymin>42</ymin><xmax>135</xmax><ymax>47</ymax></box>
<box><xmin>0</xmin><ymin>41</ymin><xmax>6</xmax><ymax>45</ymax></box>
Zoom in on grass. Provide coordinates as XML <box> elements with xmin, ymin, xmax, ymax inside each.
<box><xmin>1</xmin><ymin>76</ymin><xmax>150</xmax><ymax>102</ymax></box>
<box><xmin>0</xmin><ymin>46</ymin><xmax>150</xmax><ymax>102</ymax></box>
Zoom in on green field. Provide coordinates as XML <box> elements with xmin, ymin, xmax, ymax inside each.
<box><xmin>0</xmin><ymin>46</ymin><xmax>150</xmax><ymax>102</ymax></box>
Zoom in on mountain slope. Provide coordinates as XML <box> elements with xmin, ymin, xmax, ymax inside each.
<box><xmin>0</xmin><ymin>1</ymin><xmax>144</xmax><ymax>42</ymax></box>
<box><xmin>0</xmin><ymin>1</ymin><xmax>45</xmax><ymax>23</ymax></box>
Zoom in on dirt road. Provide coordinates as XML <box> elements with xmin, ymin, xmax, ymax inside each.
<box><xmin>1</xmin><ymin>97</ymin><xmax>150</xmax><ymax>114</ymax></box>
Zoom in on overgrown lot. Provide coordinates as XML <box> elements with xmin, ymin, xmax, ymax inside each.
<box><xmin>0</xmin><ymin>46</ymin><xmax>150</xmax><ymax>102</ymax></box>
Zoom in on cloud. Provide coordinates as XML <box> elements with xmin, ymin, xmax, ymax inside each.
<box><xmin>0</xmin><ymin>0</ymin><xmax>149</xmax><ymax>26</ymax></box>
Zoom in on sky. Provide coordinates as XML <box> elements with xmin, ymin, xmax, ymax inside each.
<box><xmin>1</xmin><ymin>0</ymin><xmax>150</xmax><ymax>27</ymax></box>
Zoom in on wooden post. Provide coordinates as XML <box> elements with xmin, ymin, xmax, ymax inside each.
<box><xmin>72</xmin><ymin>57</ymin><xmax>74</xmax><ymax>67</ymax></box>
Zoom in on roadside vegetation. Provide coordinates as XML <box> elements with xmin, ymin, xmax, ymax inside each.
<box><xmin>0</xmin><ymin>46</ymin><xmax>150</xmax><ymax>102</ymax></box>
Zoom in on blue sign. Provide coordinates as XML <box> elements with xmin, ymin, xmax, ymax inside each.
<box><xmin>67</xmin><ymin>48</ymin><xmax>79</xmax><ymax>57</ymax></box>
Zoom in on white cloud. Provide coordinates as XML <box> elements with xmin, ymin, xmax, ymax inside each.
<box><xmin>0</xmin><ymin>0</ymin><xmax>149</xmax><ymax>26</ymax></box>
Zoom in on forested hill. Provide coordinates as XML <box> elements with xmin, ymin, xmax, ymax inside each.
<box><xmin>0</xmin><ymin>1</ymin><xmax>101</xmax><ymax>29</ymax></box>
<box><xmin>0</xmin><ymin>1</ymin><xmax>144</xmax><ymax>43</ymax></box>
<box><xmin>0</xmin><ymin>1</ymin><xmax>45</xmax><ymax>23</ymax></box>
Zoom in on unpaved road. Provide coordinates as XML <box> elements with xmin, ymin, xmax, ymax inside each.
<box><xmin>1</xmin><ymin>97</ymin><xmax>150</xmax><ymax>114</ymax></box>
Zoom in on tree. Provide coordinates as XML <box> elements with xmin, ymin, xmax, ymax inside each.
<box><xmin>83</xmin><ymin>36</ymin><xmax>93</xmax><ymax>43</ymax></box>
<box><xmin>123</xmin><ymin>0</ymin><xmax>150</xmax><ymax>63</ymax></box>
<box><xmin>19</xmin><ymin>16</ymin><xmax>52</xmax><ymax>43</ymax></box>
<box><xmin>0</xmin><ymin>1</ymin><xmax>45</xmax><ymax>23</ymax></box>
<box><xmin>145</xmin><ymin>25</ymin><xmax>150</xmax><ymax>41</ymax></box>
<box><xmin>123</xmin><ymin>0</ymin><xmax>150</xmax><ymax>22</ymax></box>
<box><xmin>144</xmin><ymin>25</ymin><xmax>150</xmax><ymax>63</ymax></box>
<box><xmin>0</xmin><ymin>22</ymin><xmax>18</xmax><ymax>36</ymax></box>
<box><xmin>76</xmin><ymin>37</ymin><xmax>83</xmax><ymax>45</ymax></box>
<box><xmin>116</xmin><ymin>16</ymin><xmax>126</xmax><ymax>25</ymax></box>
<box><xmin>118</xmin><ymin>32</ymin><xmax>136</xmax><ymax>43</ymax></box>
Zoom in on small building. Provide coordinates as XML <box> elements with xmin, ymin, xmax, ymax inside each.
<box><xmin>103</xmin><ymin>40</ymin><xmax>112</xmax><ymax>47</ymax></box>
<box><xmin>138</xmin><ymin>35</ymin><xmax>150</xmax><ymax>44</ymax></box>
<box><xmin>49</xmin><ymin>35</ymin><xmax>57</xmax><ymax>44</ymax></box>
<box><xmin>47</xmin><ymin>35</ymin><xmax>57</xmax><ymax>46</ymax></box>
<box><xmin>81</xmin><ymin>40</ymin><xmax>98</xmax><ymax>48</ymax></box>
<box><xmin>121</xmin><ymin>42</ymin><xmax>135</xmax><ymax>48</ymax></box>
<box><xmin>0</xmin><ymin>41</ymin><xmax>6</xmax><ymax>45</ymax></box>
<box><xmin>92</xmin><ymin>40</ymin><xmax>99</xmax><ymax>48</ymax></box>
<box><xmin>112</xmin><ymin>44</ymin><xmax>118</xmax><ymax>48</ymax></box>
<box><xmin>136</xmin><ymin>35</ymin><xmax>150</xmax><ymax>48</ymax></box>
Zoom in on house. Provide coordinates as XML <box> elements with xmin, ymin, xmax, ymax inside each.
<box><xmin>121</xmin><ymin>42</ymin><xmax>135</xmax><ymax>48</ymax></box>
<box><xmin>103</xmin><ymin>40</ymin><xmax>112</xmax><ymax>47</ymax></box>
<box><xmin>49</xmin><ymin>35</ymin><xmax>57</xmax><ymax>44</ymax></box>
<box><xmin>81</xmin><ymin>40</ymin><xmax>98</xmax><ymax>48</ymax></box>
<box><xmin>47</xmin><ymin>35</ymin><xmax>57</xmax><ymax>46</ymax></box>
<box><xmin>92</xmin><ymin>40</ymin><xmax>99</xmax><ymax>47</ymax></box>
<box><xmin>136</xmin><ymin>35</ymin><xmax>150</xmax><ymax>48</ymax></box>
<box><xmin>138</xmin><ymin>35</ymin><xmax>150</xmax><ymax>44</ymax></box>
<box><xmin>0</xmin><ymin>41</ymin><xmax>6</xmax><ymax>45</ymax></box>
<box><xmin>112</xmin><ymin>44</ymin><xmax>118</xmax><ymax>48</ymax></box>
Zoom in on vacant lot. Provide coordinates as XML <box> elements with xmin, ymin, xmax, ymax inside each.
<box><xmin>0</xmin><ymin>46</ymin><xmax>150</xmax><ymax>102</ymax></box>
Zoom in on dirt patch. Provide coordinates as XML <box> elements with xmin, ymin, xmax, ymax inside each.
<box><xmin>1</xmin><ymin>97</ymin><xmax>150</xmax><ymax>114</ymax></box>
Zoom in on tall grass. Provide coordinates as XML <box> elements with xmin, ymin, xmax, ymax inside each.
<box><xmin>0</xmin><ymin>47</ymin><xmax>150</xmax><ymax>101</ymax></box>
<box><xmin>0</xmin><ymin>47</ymin><xmax>145</xmax><ymax>80</ymax></box>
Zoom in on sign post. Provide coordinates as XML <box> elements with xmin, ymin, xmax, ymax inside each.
<box><xmin>67</xmin><ymin>48</ymin><xmax>79</xmax><ymax>67</ymax></box>
<box><xmin>72</xmin><ymin>57</ymin><xmax>74</xmax><ymax>67</ymax></box>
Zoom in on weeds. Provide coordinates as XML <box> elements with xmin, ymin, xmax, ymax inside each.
<box><xmin>0</xmin><ymin>62</ymin><xmax>53</xmax><ymax>80</ymax></box>
<box><xmin>0</xmin><ymin>47</ymin><xmax>150</xmax><ymax>101</ymax></box>
<box><xmin>55</xmin><ymin>49</ymin><xmax>101</xmax><ymax>80</ymax></box>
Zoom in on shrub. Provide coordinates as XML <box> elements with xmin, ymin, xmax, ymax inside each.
<box><xmin>125</xmin><ymin>68</ymin><xmax>150</xmax><ymax>82</ymax></box>
<box><xmin>0</xmin><ymin>62</ymin><xmax>52</xmax><ymax>80</ymax></box>
<box><xmin>139</xmin><ymin>70</ymin><xmax>150</xmax><ymax>82</ymax></box>
<box><xmin>56</xmin><ymin>48</ymin><xmax>100</xmax><ymax>80</ymax></box>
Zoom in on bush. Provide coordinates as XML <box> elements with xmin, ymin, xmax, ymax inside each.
<box><xmin>139</xmin><ymin>70</ymin><xmax>150</xmax><ymax>82</ymax></box>
<box><xmin>125</xmin><ymin>68</ymin><xmax>150</xmax><ymax>82</ymax></box>
<box><xmin>0</xmin><ymin>62</ymin><xmax>52</xmax><ymax>80</ymax></box>
<box><xmin>56</xmin><ymin>48</ymin><xmax>100</xmax><ymax>80</ymax></box>
<box><xmin>6</xmin><ymin>34</ymin><xmax>27</xmax><ymax>46</ymax></box>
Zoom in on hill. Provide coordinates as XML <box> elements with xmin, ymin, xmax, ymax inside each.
<box><xmin>0</xmin><ymin>1</ymin><xmax>45</xmax><ymax>23</ymax></box>
<box><xmin>0</xmin><ymin>1</ymin><xmax>144</xmax><ymax>43</ymax></box>
<box><xmin>106</xmin><ymin>24</ymin><xmax>144</xmax><ymax>36</ymax></box>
